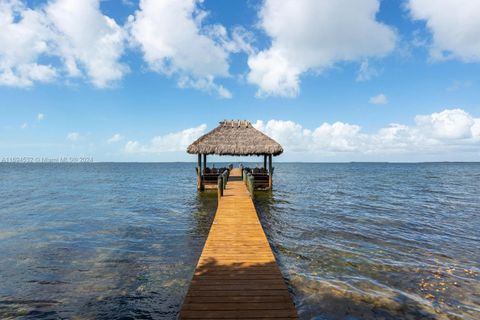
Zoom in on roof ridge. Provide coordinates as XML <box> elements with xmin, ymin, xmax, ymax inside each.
<box><xmin>220</xmin><ymin>120</ymin><xmax>251</xmax><ymax>128</ymax></box>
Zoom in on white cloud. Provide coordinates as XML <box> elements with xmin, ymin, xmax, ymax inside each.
<box><xmin>124</xmin><ymin>140</ymin><xmax>140</xmax><ymax>153</ymax></box>
<box><xmin>128</xmin><ymin>0</ymin><xmax>233</xmax><ymax>97</ymax></box>
<box><xmin>1</xmin><ymin>0</ymin><xmax>249</xmax><ymax>94</ymax></box>
<box><xmin>356</xmin><ymin>60</ymin><xmax>381</xmax><ymax>82</ymax></box>
<box><xmin>122</xmin><ymin>110</ymin><xmax>479</xmax><ymax>161</ymax></box>
<box><xmin>107</xmin><ymin>133</ymin><xmax>123</xmax><ymax>143</ymax></box>
<box><xmin>472</xmin><ymin>119</ymin><xmax>480</xmax><ymax>139</ymax></box>
<box><xmin>124</xmin><ymin>124</ymin><xmax>206</xmax><ymax>154</ymax></box>
<box><xmin>66</xmin><ymin>131</ymin><xmax>80</xmax><ymax>141</ymax></box>
<box><xmin>0</xmin><ymin>0</ymin><xmax>127</xmax><ymax>88</ymax></box>
<box><xmin>0</xmin><ymin>0</ymin><xmax>57</xmax><ymax>87</ymax></box>
<box><xmin>177</xmin><ymin>75</ymin><xmax>232</xmax><ymax>99</ymax></box>
<box><xmin>253</xmin><ymin>109</ymin><xmax>480</xmax><ymax>159</ymax></box>
<box><xmin>37</xmin><ymin>113</ymin><xmax>44</xmax><ymax>121</ymax></box>
<box><xmin>46</xmin><ymin>0</ymin><xmax>127</xmax><ymax>87</ymax></box>
<box><xmin>247</xmin><ymin>0</ymin><xmax>396</xmax><ymax>97</ymax></box>
<box><xmin>369</xmin><ymin>93</ymin><xmax>388</xmax><ymax>105</ymax></box>
<box><xmin>408</xmin><ymin>0</ymin><xmax>480</xmax><ymax>62</ymax></box>
<box><xmin>414</xmin><ymin>108</ymin><xmax>475</xmax><ymax>140</ymax></box>
<box><xmin>253</xmin><ymin>120</ymin><xmax>363</xmax><ymax>153</ymax></box>
<box><xmin>20</xmin><ymin>122</ymin><xmax>28</xmax><ymax>129</ymax></box>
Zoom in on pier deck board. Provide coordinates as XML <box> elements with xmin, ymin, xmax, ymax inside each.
<box><xmin>179</xmin><ymin>169</ymin><xmax>297</xmax><ymax>319</ymax></box>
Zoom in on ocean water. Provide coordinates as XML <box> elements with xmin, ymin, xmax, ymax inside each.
<box><xmin>0</xmin><ymin>163</ymin><xmax>478</xmax><ymax>319</ymax></box>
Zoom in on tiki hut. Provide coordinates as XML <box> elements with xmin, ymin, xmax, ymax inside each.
<box><xmin>187</xmin><ymin>120</ymin><xmax>283</xmax><ymax>190</ymax></box>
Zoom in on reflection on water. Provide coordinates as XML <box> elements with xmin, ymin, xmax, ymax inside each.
<box><xmin>0</xmin><ymin>163</ymin><xmax>479</xmax><ymax>319</ymax></box>
<box><xmin>255</xmin><ymin>163</ymin><xmax>480</xmax><ymax>320</ymax></box>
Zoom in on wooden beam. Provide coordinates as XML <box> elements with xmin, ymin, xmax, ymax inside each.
<box><xmin>268</xmin><ymin>154</ymin><xmax>273</xmax><ymax>190</ymax></box>
<box><xmin>197</xmin><ymin>154</ymin><xmax>203</xmax><ymax>190</ymax></box>
<box><xmin>203</xmin><ymin>154</ymin><xmax>207</xmax><ymax>172</ymax></box>
<box><xmin>263</xmin><ymin>154</ymin><xmax>267</xmax><ymax>169</ymax></box>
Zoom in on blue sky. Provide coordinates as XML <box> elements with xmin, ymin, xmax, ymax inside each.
<box><xmin>1</xmin><ymin>0</ymin><xmax>479</xmax><ymax>162</ymax></box>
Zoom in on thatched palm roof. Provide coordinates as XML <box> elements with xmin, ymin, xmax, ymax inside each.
<box><xmin>187</xmin><ymin>120</ymin><xmax>283</xmax><ymax>156</ymax></box>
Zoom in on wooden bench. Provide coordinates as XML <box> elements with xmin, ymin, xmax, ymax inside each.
<box><xmin>203</xmin><ymin>169</ymin><xmax>230</xmax><ymax>185</ymax></box>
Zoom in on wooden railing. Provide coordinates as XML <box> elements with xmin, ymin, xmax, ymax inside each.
<box><xmin>242</xmin><ymin>169</ymin><xmax>255</xmax><ymax>199</ymax></box>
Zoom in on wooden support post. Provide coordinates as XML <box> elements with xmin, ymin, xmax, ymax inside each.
<box><xmin>217</xmin><ymin>175</ymin><xmax>223</xmax><ymax>199</ymax></box>
<box><xmin>203</xmin><ymin>154</ymin><xmax>207</xmax><ymax>172</ymax></box>
<box><xmin>247</xmin><ymin>173</ymin><xmax>255</xmax><ymax>199</ymax></box>
<box><xmin>263</xmin><ymin>154</ymin><xmax>267</xmax><ymax>170</ymax></box>
<box><xmin>197</xmin><ymin>154</ymin><xmax>203</xmax><ymax>190</ymax></box>
<box><xmin>223</xmin><ymin>171</ymin><xmax>227</xmax><ymax>190</ymax></box>
<box><xmin>268</xmin><ymin>154</ymin><xmax>273</xmax><ymax>190</ymax></box>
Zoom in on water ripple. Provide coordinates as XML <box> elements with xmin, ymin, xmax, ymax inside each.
<box><xmin>256</xmin><ymin>163</ymin><xmax>480</xmax><ymax>320</ymax></box>
<box><xmin>1</xmin><ymin>163</ymin><xmax>479</xmax><ymax>319</ymax></box>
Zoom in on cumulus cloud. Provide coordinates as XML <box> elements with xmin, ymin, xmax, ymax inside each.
<box><xmin>0</xmin><ymin>0</ymin><xmax>56</xmax><ymax>87</ymax></box>
<box><xmin>20</xmin><ymin>122</ymin><xmax>28</xmax><ymax>129</ymax></box>
<box><xmin>247</xmin><ymin>0</ymin><xmax>396</xmax><ymax>97</ymax></box>
<box><xmin>45</xmin><ymin>0</ymin><xmax>127</xmax><ymax>87</ymax></box>
<box><xmin>0</xmin><ymin>0</ymin><xmax>127</xmax><ymax>88</ymax></box>
<box><xmin>369</xmin><ymin>93</ymin><xmax>388</xmax><ymax>105</ymax></box>
<box><xmin>128</xmin><ymin>0</ymin><xmax>234</xmax><ymax>98</ymax></box>
<box><xmin>253</xmin><ymin>109</ymin><xmax>480</xmax><ymax>159</ymax></box>
<box><xmin>66</xmin><ymin>131</ymin><xmax>80</xmax><ymax>141</ymax></box>
<box><xmin>37</xmin><ymin>113</ymin><xmax>44</xmax><ymax>120</ymax></box>
<box><xmin>124</xmin><ymin>124</ymin><xmax>206</xmax><ymax>154</ymax></box>
<box><xmin>253</xmin><ymin>120</ymin><xmax>363</xmax><ymax>153</ymax></box>
<box><xmin>414</xmin><ymin>109</ymin><xmax>476</xmax><ymax>140</ymax></box>
<box><xmin>123</xmin><ymin>109</ymin><xmax>479</xmax><ymax>160</ymax></box>
<box><xmin>107</xmin><ymin>133</ymin><xmax>123</xmax><ymax>143</ymax></box>
<box><xmin>408</xmin><ymin>0</ymin><xmax>480</xmax><ymax>62</ymax></box>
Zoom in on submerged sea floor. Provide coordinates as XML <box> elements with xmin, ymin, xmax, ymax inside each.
<box><xmin>0</xmin><ymin>163</ymin><xmax>479</xmax><ymax>319</ymax></box>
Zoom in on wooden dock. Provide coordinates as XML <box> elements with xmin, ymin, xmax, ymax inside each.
<box><xmin>179</xmin><ymin>168</ymin><xmax>298</xmax><ymax>319</ymax></box>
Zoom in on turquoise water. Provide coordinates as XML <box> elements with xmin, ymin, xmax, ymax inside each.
<box><xmin>0</xmin><ymin>163</ymin><xmax>479</xmax><ymax>319</ymax></box>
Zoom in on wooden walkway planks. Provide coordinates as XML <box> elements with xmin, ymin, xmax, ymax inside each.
<box><xmin>179</xmin><ymin>168</ymin><xmax>298</xmax><ymax>319</ymax></box>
